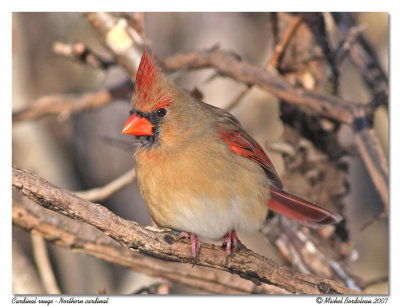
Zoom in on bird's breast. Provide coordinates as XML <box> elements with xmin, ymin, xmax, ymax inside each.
<box><xmin>135</xmin><ymin>138</ymin><xmax>270</xmax><ymax>240</ymax></box>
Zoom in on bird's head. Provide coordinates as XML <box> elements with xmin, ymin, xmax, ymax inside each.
<box><xmin>122</xmin><ymin>50</ymin><xmax>195</xmax><ymax>149</ymax></box>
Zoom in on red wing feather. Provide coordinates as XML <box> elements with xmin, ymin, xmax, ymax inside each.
<box><xmin>219</xmin><ymin>128</ymin><xmax>342</xmax><ymax>227</ymax></box>
<box><xmin>268</xmin><ymin>187</ymin><xmax>343</xmax><ymax>227</ymax></box>
<box><xmin>219</xmin><ymin>129</ymin><xmax>283</xmax><ymax>189</ymax></box>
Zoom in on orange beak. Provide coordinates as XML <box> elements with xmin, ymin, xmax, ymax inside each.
<box><xmin>122</xmin><ymin>114</ymin><xmax>154</xmax><ymax>136</ymax></box>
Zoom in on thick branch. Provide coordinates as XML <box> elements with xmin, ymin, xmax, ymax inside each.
<box><xmin>13</xmin><ymin>198</ymin><xmax>287</xmax><ymax>294</ymax></box>
<box><xmin>12</xmin><ymin>166</ymin><xmax>360</xmax><ymax>295</ymax></box>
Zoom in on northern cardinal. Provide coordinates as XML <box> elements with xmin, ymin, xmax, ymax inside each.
<box><xmin>122</xmin><ymin>50</ymin><xmax>342</xmax><ymax>258</ymax></box>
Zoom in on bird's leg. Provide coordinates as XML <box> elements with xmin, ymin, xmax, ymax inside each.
<box><xmin>231</xmin><ymin>230</ymin><xmax>238</xmax><ymax>249</ymax></box>
<box><xmin>222</xmin><ymin>230</ymin><xmax>238</xmax><ymax>256</ymax></box>
<box><xmin>191</xmin><ymin>233</ymin><xmax>201</xmax><ymax>259</ymax></box>
<box><xmin>179</xmin><ymin>232</ymin><xmax>200</xmax><ymax>259</ymax></box>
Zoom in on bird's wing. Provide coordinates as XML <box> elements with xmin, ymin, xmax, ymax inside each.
<box><xmin>219</xmin><ymin>128</ymin><xmax>283</xmax><ymax>189</ymax></box>
<box><xmin>215</xmin><ymin>109</ymin><xmax>342</xmax><ymax>227</ymax></box>
<box><xmin>219</xmin><ymin>128</ymin><xmax>342</xmax><ymax>227</ymax></box>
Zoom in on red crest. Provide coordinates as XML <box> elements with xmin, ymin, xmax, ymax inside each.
<box><xmin>135</xmin><ymin>50</ymin><xmax>172</xmax><ymax>111</ymax></box>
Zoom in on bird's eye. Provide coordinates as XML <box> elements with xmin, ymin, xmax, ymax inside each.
<box><xmin>157</xmin><ymin>108</ymin><xmax>167</xmax><ymax>117</ymax></box>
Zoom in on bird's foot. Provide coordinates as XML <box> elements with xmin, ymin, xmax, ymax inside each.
<box><xmin>222</xmin><ymin>230</ymin><xmax>238</xmax><ymax>256</ymax></box>
<box><xmin>179</xmin><ymin>232</ymin><xmax>200</xmax><ymax>260</ymax></box>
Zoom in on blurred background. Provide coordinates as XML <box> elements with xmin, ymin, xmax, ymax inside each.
<box><xmin>12</xmin><ymin>12</ymin><xmax>388</xmax><ymax>294</ymax></box>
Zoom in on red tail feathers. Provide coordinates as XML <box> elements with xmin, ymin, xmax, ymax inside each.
<box><xmin>268</xmin><ymin>187</ymin><xmax>342</xmax><ymax>228</ymax></box>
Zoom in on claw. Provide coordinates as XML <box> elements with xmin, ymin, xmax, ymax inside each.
<box><xmin>178</xmin><ymin>232</ymin><xmax>190</xmax><ymax>239</ymax></box>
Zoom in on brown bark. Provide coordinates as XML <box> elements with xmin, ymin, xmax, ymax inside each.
<box><xmin>12</xmin><ymin>165</ymin><xmax>360</xmax><ymax>295</ymax></box>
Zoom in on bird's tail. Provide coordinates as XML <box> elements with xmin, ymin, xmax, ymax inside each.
<box><xmin>267</xmin><ymin>187</ymin><xmax>343</xmax><ymax>228</ymax></box>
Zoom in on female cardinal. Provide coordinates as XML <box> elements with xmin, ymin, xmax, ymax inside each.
<box><xmin>122</xmin><ymin>50</ymin><xmax>342</xmax><ymax>258</ymax></box>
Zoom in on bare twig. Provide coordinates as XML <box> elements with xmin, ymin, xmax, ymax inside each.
<box><xmin>267</xmin><ymin>15</ymin><xmax>303</xmax><ymax>70</ymax></box>
<box><xmin>12</xmin><ymin>166</ymin><xmax>360</xmax><ymax>294</ymax></box>
<box><xmin>12</xmin><ymin>197</ymin><xmax>289</xmax><ymax>294</ymax></box>
<box><xmin>53</xmin><ymin>41</ymin><xmax>116</xmax><ymax>69</ymax></box>
<box><xmin>75</xmin><ymin>168</ymin><xmax>136</xmax><ymax>202</ymax></box>
<box><xmin>352</xmin><ymin>116</ymin><xmax>388</xmax><ymax>210</ymax></box>
<box><xmin>262</xmin><ymin>218</ymin><xmax>362</xmax><ymax>291</ymax></box>
<box><xmin>333</xmin><ymin>25</ymin><xmax>366</xmax><ymax>66</ymax></box>
<box><xmin>12</xmin><ymin>79</ymin><xmax>133</xmax><ymax>123</ymax></box>
<box><xmin>31</xmin><ymin>234</ymin><xmax>61</xmax><ymax>294</ymax></box>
